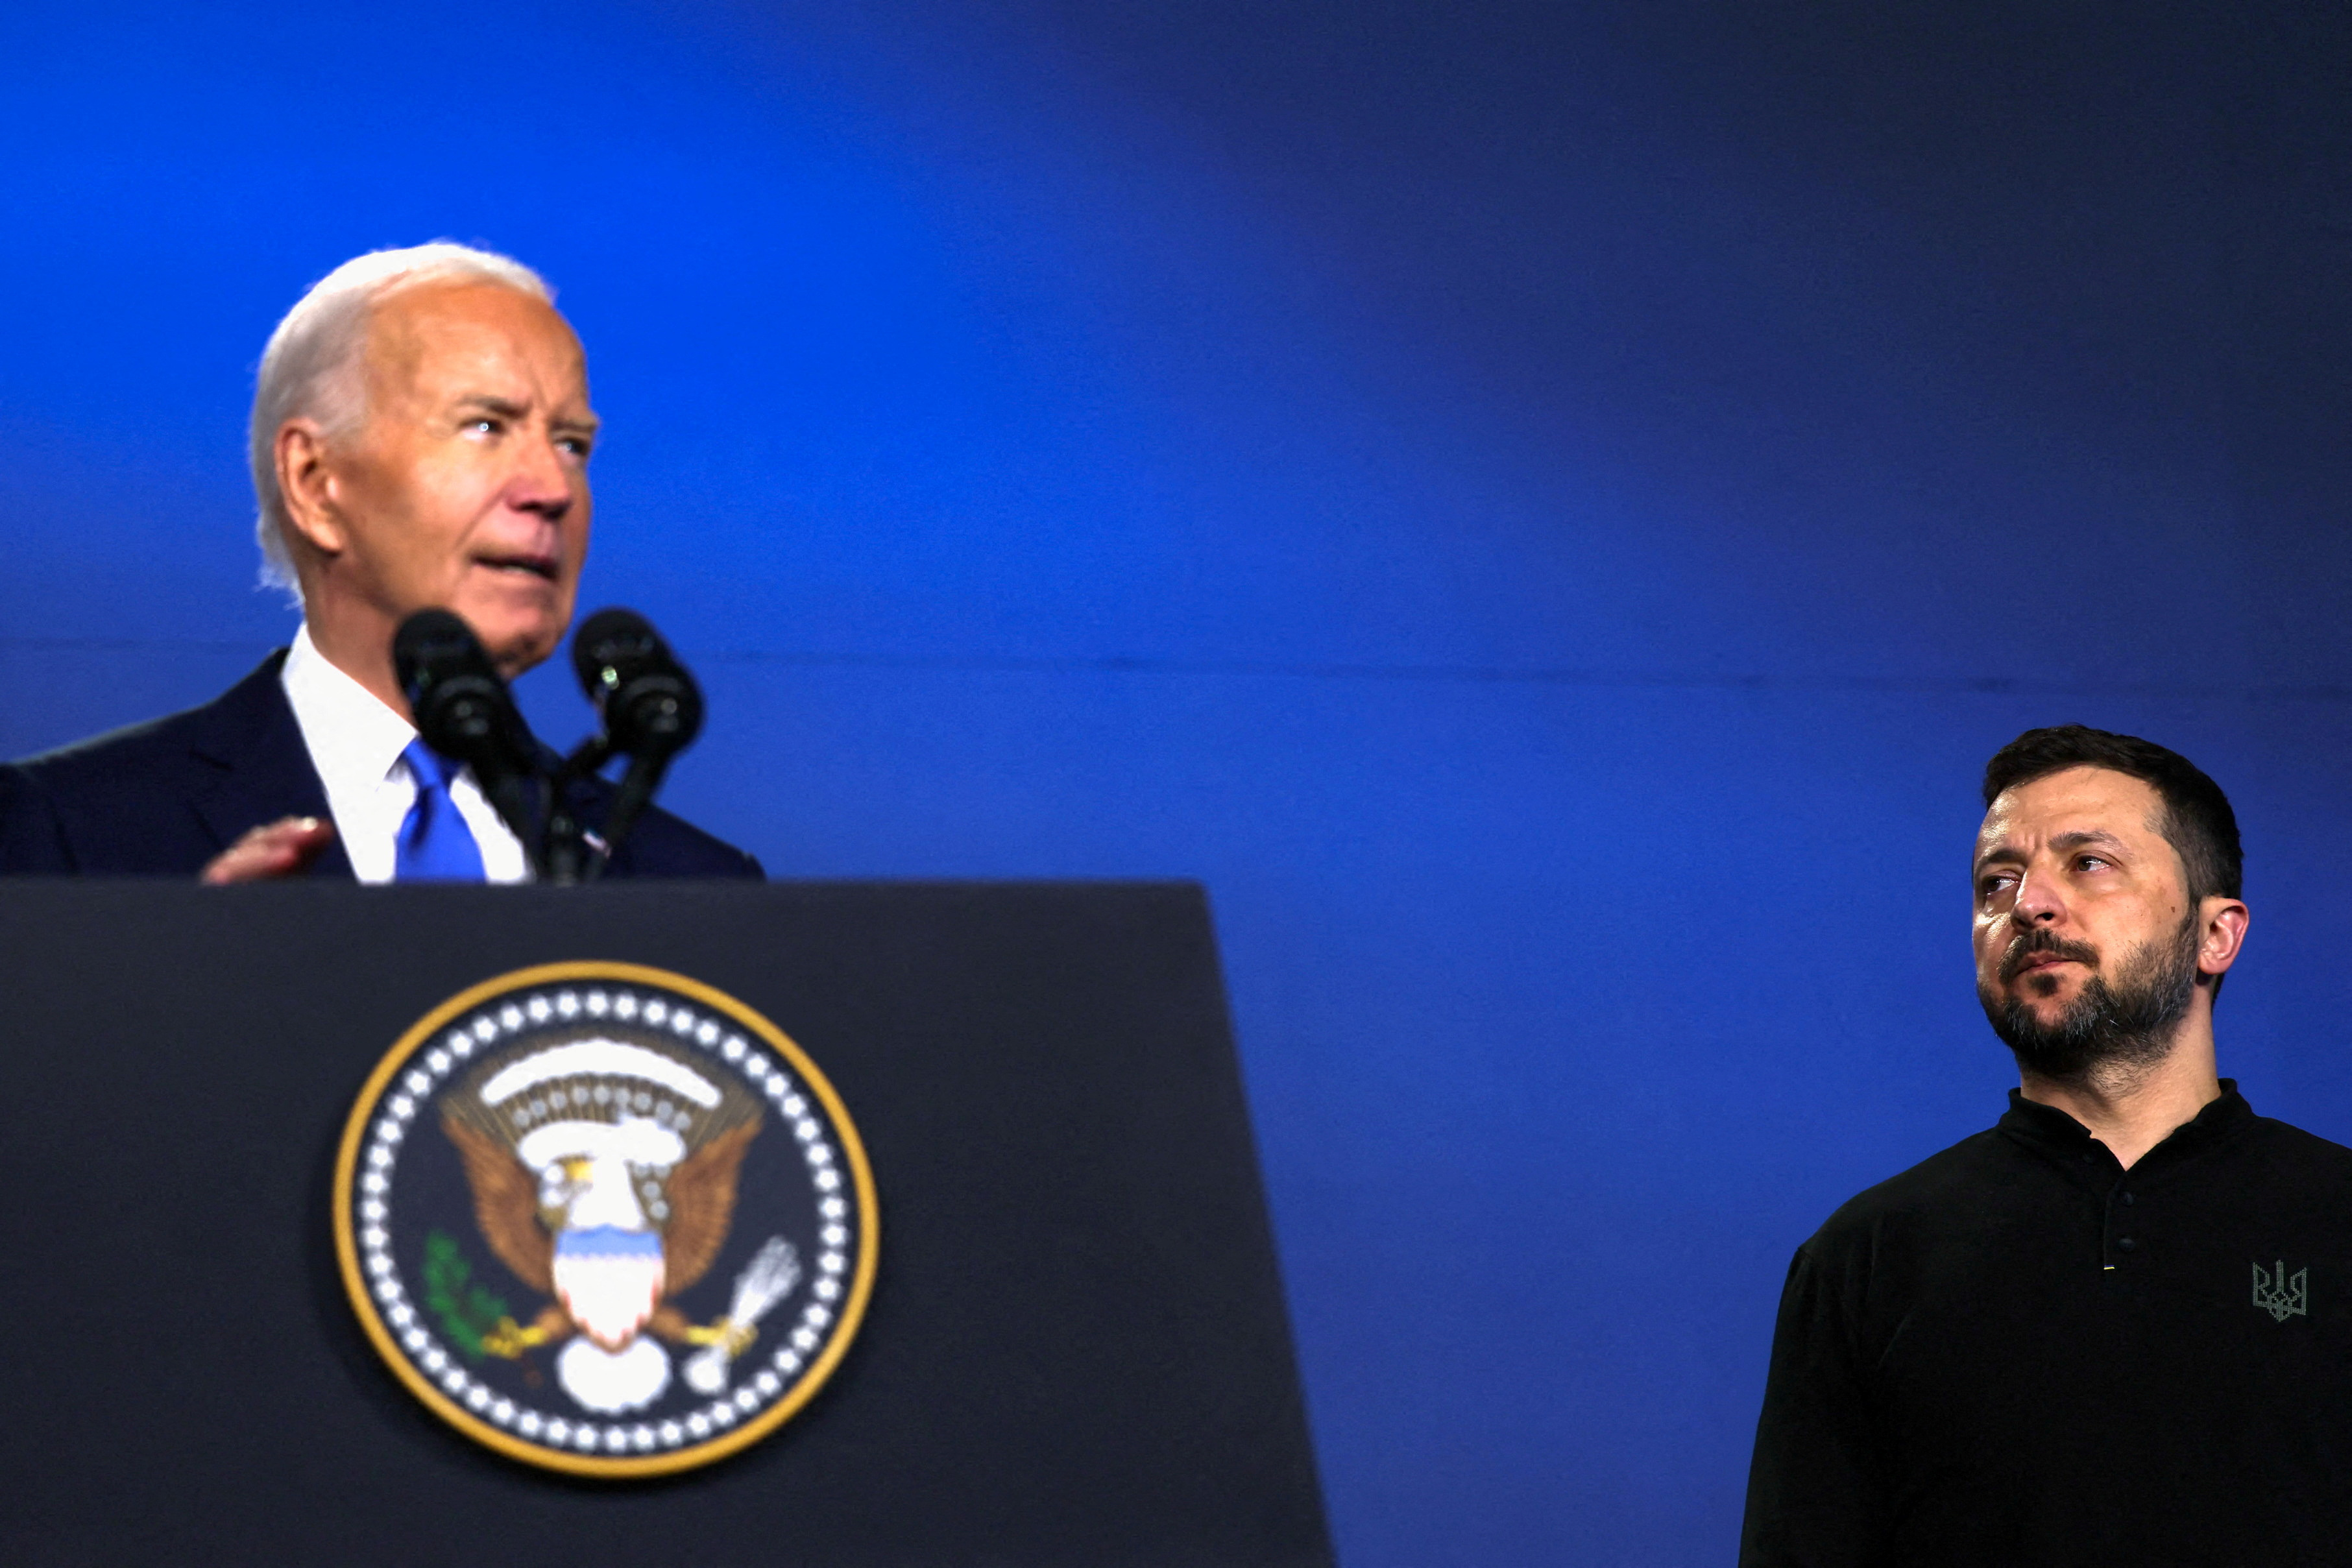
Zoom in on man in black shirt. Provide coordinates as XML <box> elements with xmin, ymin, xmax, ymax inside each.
<box><xmin>1741</xmin><ymin>725</ymin><xmax>2352</xmax><ymax>1567</ymax></box>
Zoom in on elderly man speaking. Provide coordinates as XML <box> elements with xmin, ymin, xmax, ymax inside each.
<box><xmin>0</xmin><ymin>243</ymin><xmax>758</xmax><ymax>882</ymax></box>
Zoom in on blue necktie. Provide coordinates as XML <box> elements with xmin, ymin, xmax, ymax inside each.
<box><xmin>394</xmin><ymin>738</ymin><xmax>485</xmax><ymax>882</ymax></box>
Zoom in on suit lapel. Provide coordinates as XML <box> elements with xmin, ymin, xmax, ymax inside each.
<box><xmin>186</xmin><ymin>651</ymin><xmax>356</xmax><ymax>879</ymax></box>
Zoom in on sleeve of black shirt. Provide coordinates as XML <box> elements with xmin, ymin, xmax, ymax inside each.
<box><xmin>1739</xmin><ymin>1240</ymin><xmax>1888</xmax><ymax>1567</ymax></box>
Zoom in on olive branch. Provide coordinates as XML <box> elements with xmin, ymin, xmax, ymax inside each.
<box><xmin>421</xmin><ymin>1229</ymin><xmax>511</xmax><ymax>1364</ymax></box>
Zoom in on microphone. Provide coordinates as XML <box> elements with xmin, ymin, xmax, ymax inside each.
<box><xmin>571</xmin><ymin>607</ymin><xmax>705</xmax><ymax>762</ymax></box>
<box><xmin>567</xmin><ymin>608</ymin><xmax>705</xmax><ymax>875</ymax></box>
<box><xmin>391</xmin><ymin>609</ymin><xmax>547</xmax><ymax>871</ymax></box>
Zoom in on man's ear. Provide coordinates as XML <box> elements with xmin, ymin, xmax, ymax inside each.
<box><xmin>2196</xmin><ymin>895</ymin><xmax>2250</xmax><ymax>979</ymax></box>
<box><xmin>275</xmin><ymin>420</ymin><xmax>348</xmax><ymax>557</ymax></box>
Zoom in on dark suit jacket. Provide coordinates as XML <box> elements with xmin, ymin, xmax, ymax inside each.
<box><xmin>0</xmin><ymin>651</ymin><xmax>763</xmax><ymax>879</ymax></box>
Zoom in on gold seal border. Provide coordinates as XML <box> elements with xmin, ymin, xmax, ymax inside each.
<box><xmin>332</xmin><ymin>959</ymin><xmax>882</xmax><ymax>1479</ymax></box>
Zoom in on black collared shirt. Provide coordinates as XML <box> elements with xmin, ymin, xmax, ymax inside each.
<box><xmin>1741</xmin><ymin>1083</ymin><xmax>2352</xmax><ymax>1567</ymax></box>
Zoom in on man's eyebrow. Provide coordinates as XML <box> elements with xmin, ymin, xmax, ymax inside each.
<box><xmin>1974</xmin><ymin>843</ymin><xmax>2025</xmax><ymax>876</ymax></box>
<box><xmin>452</xmin><ymin>394</ymin><xmax>601</xmax><ymax>435</ymax></box>
<box><xmin>2050</xmin><ymin>830</ymin><xmax>2129</xmax><ymax>855</ymax></box>
<box><xmin>453</xmin><ymin>394</ymin><xmax>529</xmax><ymax>419</ymax></box>
<box><xmin>1973</xmin><ymin>828</ymin><xmax>2130</xmax><ymax>876</ymax></box>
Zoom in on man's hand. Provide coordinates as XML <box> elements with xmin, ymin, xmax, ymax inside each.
<box><xmin>200</xmin><ymin>816</ymin><xmax>336</xmax><ymax>884</ymax></box>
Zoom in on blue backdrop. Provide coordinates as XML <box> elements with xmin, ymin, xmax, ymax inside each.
<box><xmin>6</xmin><ymin>3</ymin><xmax>2351</xmax><ymax>1560</ymax></box>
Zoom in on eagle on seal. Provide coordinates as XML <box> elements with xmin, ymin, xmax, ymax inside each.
<box><xmin>441</xmin><ymin>1033</ymin><xmax>766</xmax><ymax>1411</ymax></box>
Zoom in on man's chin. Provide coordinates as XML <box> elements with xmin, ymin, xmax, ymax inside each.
<box><xmin>451</xmin><ymin>599</ymin><xmax>568</xmax><ymax>677</ymax></box>
<box><xmin>2002</xmin><ymin>1000</ymin><xmax>2079</xmax><ymax>1039</ymax></box>
<box><xmin>469</xmin><ymin>618</ymin><xmax>563</xmax><ymax>678</ymax></box>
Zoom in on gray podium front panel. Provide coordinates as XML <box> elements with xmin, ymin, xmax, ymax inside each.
<box><xmin>0</xmin><ymin>882</ymin><xmax>1330</xmax><ymax>1568</ymax></box>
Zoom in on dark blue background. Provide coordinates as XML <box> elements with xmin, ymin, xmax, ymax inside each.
<box><xmin>5</xmin><ymin>3</ymin><xmax>2349</xmax><ymax>1560</ymax></box>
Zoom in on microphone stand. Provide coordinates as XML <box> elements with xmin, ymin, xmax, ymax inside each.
<box><xmin>541</xmin><ymin>738</ymin><xmax>611</xmax><ymax>886</ymax></box>
<box><xmin>589</xmin><ymin>751</ymin><xmax>674</xmax><ymax>882</ymax></box>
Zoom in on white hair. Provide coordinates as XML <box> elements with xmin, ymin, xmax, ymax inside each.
<box><xmin>249</xmin><ymin>242</ymin><xmax>553</xmax><ymax>595</ymax></box>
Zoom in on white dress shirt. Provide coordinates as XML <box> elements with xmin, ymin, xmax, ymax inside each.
<box><xmin>279</xmin><ymin>623</ymin><xmax>532</xmax><ymax>884</ymax></box>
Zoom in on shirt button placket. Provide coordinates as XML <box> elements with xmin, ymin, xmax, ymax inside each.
<box><xmin>2105</xmin><ymin>1188</ymin><xmax>2139</xmax><ymax>1269</ymax></box>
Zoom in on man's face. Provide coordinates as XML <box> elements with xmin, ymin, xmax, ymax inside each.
<box><xmin>318</xmin><ymin>281</ymin><xmax>598</xmax><ymax>675</ymax></box>
<box><xmin>1972</xmin><ymin>766</ymin><xmax>2201</xmax><ymax>1078</ymax></box>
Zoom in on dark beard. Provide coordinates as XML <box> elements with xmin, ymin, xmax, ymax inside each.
<box><xmin>1979</xmin><ymin>915</ymin><xmax>2203</xmax><ymax>1083</ymax></box>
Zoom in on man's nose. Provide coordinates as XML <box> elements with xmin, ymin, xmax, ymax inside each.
<box><xmin>506</xmin><ymin>429</ymin><xmax>577</xmax><ymax>517</ymax></box>
<box><xmin>2011</xmin><ymin>864</ymin><xmax>2064</xmax><ymax>926</ymax></box>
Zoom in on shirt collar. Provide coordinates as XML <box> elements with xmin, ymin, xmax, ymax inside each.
<box><xmin>1998</xmin><ymin>1078</ymin><xmax>2255</xmax><ymax>1178</ymax></box>
<box><xmin>279</xmin><ymin>622</ymin><xmax>418</xmax><ymax>797</ymax></box>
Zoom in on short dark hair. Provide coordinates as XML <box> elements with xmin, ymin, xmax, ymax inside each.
<box><xmin>1981</xmin><ymin>725</ymin><xmax>2242</xmax><ymax>905</ymax></box>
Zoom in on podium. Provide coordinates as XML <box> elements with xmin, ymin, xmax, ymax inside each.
<box><xmin>0</xmin><ymin>882</ymin><xmax>1331</xmax><ymax>1567</ymax></box>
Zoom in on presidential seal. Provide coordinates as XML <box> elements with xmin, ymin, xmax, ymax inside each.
<box><xmin>333</xmin><ymin>961</ymin><xmax>879</xmax><ymax>1477</ymax></box>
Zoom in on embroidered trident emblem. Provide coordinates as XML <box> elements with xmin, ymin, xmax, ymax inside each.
<box><xmin>2253</xmin><ymin>1260</ymin><xmax>2309</xmax><ymax>1323</ymax></box>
